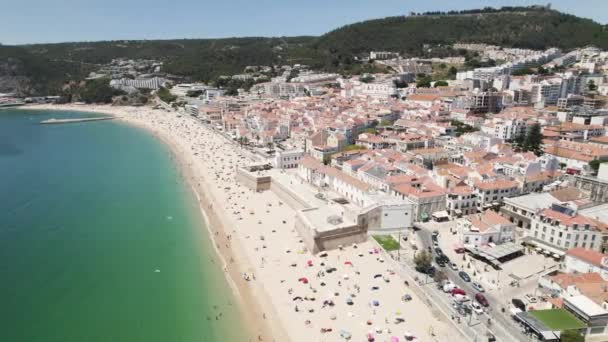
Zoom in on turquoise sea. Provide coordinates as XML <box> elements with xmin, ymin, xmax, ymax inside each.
<box><xmin>0</xmin><ymin>109</ymin><xmax>246</xmax><ymax>341</ymax></box>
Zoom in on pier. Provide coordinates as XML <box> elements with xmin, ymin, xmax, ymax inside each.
<box><xmin>40</xmin><ymin>117</ymin><xmax>114</xmax><ymax>125</ymax></box>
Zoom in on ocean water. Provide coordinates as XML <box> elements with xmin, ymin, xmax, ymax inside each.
<box><xmin>0</xmin><ymin>109</ymin><xmax>246</xmax><ymax>342</ymax></box>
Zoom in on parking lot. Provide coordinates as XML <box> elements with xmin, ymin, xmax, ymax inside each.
<box><xmin>415</xmin><ymin>221</ymin><xmax>560</xmax><ymax>307</ymax></box>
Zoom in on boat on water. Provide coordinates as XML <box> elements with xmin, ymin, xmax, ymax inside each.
<box><xmin>0</xmin><ymin>102</ymin><xmax>26</xmax><ymax>108</ymax></box>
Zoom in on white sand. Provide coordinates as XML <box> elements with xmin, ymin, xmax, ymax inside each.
<box><xmin>30</xmin><ymin>104</ymin><xmax>466</xmax><ymax>342</ymax></box>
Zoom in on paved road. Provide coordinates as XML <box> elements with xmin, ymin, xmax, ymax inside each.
<box><xmin>414</xmin><ymin>224</ymin><xmax>532</xmax><ymax>342</ymax></box>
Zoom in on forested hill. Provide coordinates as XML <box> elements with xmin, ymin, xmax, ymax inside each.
<box><xmin>315</xmin><ymin>7</ymin><xmax>608</xmax><ymax>55</ymax></box>
<box><xmin>1</xmin><ymin>6</ymin><xmax>607</xmax><ymax>96</ymax></box>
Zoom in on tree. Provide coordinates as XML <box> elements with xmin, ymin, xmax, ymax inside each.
<box><xmin>416</xmin><ymin>76</ymin><xmax>432</xmax><ymax>88</ymax></box>
<box><xmin>80</xmin><ymin>79</ymin><xmax>125</xmax><ymax>104</ymax></box>
<box><xmin>560</xmin><ymin>330</ymin><xmax>583</xmax><ymax>342</ymax></box>
<box><xmin>513</xmin><ymin>130</ymin><xmax>526</xmax><ymax>150</ymax></box>
<box><xmin>448</xmin><ymin>66</ymin><xmax>458</xmax><ymax>76</ymax></box>
<box><xmin>434</xmin><ymin>80</ymin><xmax>449</xmax><ymax>87</ymax></box>
<box><xmin>588</xmin><ymin>159</ymin><xmax>607</xmax><ymax>173</ymax></box>
<box><xmin>433</xmin><ymin>270</ymin><xmax>448</xmax><ymax>284</ymax></box>
<box><xmin>587</xmin><ymin>80</ymin><xmax>597</xmax><ymax>92</ymax></box>
<box><xmin>414</xmin><ymin>251</ymin><xmax>432</xmax><ymax>269</ymax></box>
<box><xmin>524</xmin><ymin>123</ymin><xmax>543</xmax><ymax>156</ymax></box>
<box><xmin>156</xmin><ymin>87</ymin><xmax>177</xmax><ymax>103</ymax></box>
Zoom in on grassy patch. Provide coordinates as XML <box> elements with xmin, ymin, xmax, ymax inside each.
<box><xmin>530</xmin><ymin>309</ymin><xmax>586</xmax><ymax>330</ymax></box>
<box><xmin>373</xmin><ymin>235</ymin><xmax>400</xmax><ymax>251</ymax></box>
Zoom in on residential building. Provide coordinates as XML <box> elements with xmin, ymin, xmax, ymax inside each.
<box><xmin>457</xmin><ymin>210</ymin><xmax>516</xmax><ymax>246</ymax></box>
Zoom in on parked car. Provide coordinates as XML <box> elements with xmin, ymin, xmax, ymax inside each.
<box><xmin>415</xmin><ymin>265</ymin><xmax>435</xmax><ymax>277</ymax></box>
<box><xmin>434</xmin><ymin>247</ymin><xmax>444</xmax><ymax>256</ymax></box>
<box><xmin>449</xmin><ymin>262</ymin><xmax>458</xmax><ymax>271</ymax></box>
<box><xmin>451</xmin><ymin>288</ymin><xmax>466</xmax><ymax>296</ymax></box>
<box><xmin>512</xmin><ymin>298</ymin><xmax>526</xmax><ymax>311</ymax></box>
<box><xmin>470</xmin><ymin>302</ymin><xmax>484</xmax><ymax>315</ymax></box>
<box><xmin>433</xmin><ymin>240</ymin><xmax>439</xmax><ymax>248</ymax></box>
<box><xmin>432</xmin><ymin>230</ymin><xmax>439</xmax><ymax>237</ymax></box>
<box><xmin>435</xmin><ymin>256</ymin><xmax>446</xmax><ymax>267</ymax></box>
<box><xmin>458</xmin><ymin>271</ymin><xmax>471</xmax><ymax>282</ymax></box>
<box><xmin>472</xmin><ymin>282</ymin><xmax>485</xmax><ymax>292</ymax></box>
<box><xmin>475</xmin><ymin>293</ymin><xmax>489</xmax><ymax>307</ymax></box>
<box><xmin>443</xmin><ymin>281</ymin><xmax>457</xmax><ymax>293</ymax></box>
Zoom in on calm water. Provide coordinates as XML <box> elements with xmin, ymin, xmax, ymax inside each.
<box><xmin>0</xmin><ymin>109</ymin><xmax>245</xmax><ymax>342</ymax></box>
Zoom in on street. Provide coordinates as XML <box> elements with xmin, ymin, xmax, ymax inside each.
<box><xmin>411</xmin><ymin>223</ymin><xmax>532</xmax><ymax>342</ymax></box>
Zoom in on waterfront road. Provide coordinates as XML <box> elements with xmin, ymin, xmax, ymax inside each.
<box><xmin>413</xmin><ymin>224</ymin><xmax>532</xmax><ymax>342</ymax></box>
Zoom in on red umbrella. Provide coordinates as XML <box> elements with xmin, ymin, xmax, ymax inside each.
<box><xmin>344</xmin><ymin>261</ymin><xmax>353</xmax><ymax>266</ymax></box>
<box><xmin>298</xmin><ymin>277</ymin><xmax>309</xmax><ymax>284</ymax></box>
<box><xmin>307</xmin><ymin>260</ymin><xmax>313</xmax><ymax>266</ymax></box>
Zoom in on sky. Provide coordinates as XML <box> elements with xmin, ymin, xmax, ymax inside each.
<box><xmin>1</xmin><ymin>0</ymin><xmax>607</xmax><ymax>45</ymax></box>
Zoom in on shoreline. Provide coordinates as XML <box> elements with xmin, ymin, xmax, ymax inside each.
<box><xmin>25</xmin><ymin>104</ymin><xmax>285</xmax><ymax>342</ymax></box>
<box><xmin>25</xmin><ymin>103</ymin><xmax>465</xmax><ymax>342</ymax></box>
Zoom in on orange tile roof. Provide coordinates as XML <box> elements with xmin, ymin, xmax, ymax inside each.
<box><xmin>566</xmin><ymin>248</ymin><xmax>607</xmax><ymax>268</ymax></box>
<box><xmin>548</xmin><ymin>272</ymin><xmax>605</xmax><ymax>289</ymax></box>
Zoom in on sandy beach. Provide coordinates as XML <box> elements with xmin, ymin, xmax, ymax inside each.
<box><xmin>29</xmin><ymin>104</ymin><xmax>466</xmax><ymax>342</ymax></box>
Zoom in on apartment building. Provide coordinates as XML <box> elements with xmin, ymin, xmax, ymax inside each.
<box><xmin>527</xmin><ymin>203</ymin><xmax>605</xmax><ymax>254</ymax></box>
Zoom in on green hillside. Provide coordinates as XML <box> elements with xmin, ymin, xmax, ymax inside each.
<box><xmin>315</xmin><ymin>7</ymin><xmax>608</xmax><ymax>56</ymax></box>
<box><xmin>1</xmin><ymin>6</ymin><xmax>607</xmax><ymax>96</ymax></box>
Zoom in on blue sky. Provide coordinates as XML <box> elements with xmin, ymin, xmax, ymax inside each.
<box><xmin>1</xmin><ymin>0</ymin><xmax>607</xmax><ymax>45</ymax></box>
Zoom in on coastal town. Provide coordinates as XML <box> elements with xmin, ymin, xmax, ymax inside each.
<box><xmin>3</xmin><ymin>4</ymin><xmax>608</xmax><ymax>341</ymax></box>
<box><xmin>19</xmin><ymin>42</ymin><xmax>608</xmax><ymax>342</ymax></box>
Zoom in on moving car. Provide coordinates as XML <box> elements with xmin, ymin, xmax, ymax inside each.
<box><xmin>472</xmin><ymin>282</ymin><xmax>485</xmax><ymax>292</ymax></box>
<box><xmin>458</xmin><ymin>271</ymin><xmax>471</xmax><ymax>282</ymax></box>
<box><xmin>475</xmin><ymin>293</ymin><xmax>489</xmax><ymax>307</ymax></box>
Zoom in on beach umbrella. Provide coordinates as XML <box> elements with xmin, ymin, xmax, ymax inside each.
<box><xmin>339</xmin><ymin>330</ymin><xmax>351</xmax><ymax>339</ymax></box>
<box><xmin>374</xmin><ymin>274</ymin><xmax>382</xmax><ymax>279</ymax></box>
<box><xmin>372</xmin><ymin>300</ymin><xmax>380</xmax><ymax>306</ymax></box>
<box><xmin>391</xmin><ymin>337</ymin><xmax>400</xmax><ymax>342</ymax></box>
<box><xmin>330</xmin><ymin>313</ymin><xmax>337</xmax><ymax>320</ymax></box>
<box><xmin>344</xmin><ymin>261</ymin><xmax>353</xmax><ymax>266</ymax></box>
<box><xmin>307</xmin><ymin>260</ymin><xmax>313</xmax><ymax>266</ymax></box>
<box><xmin>343</xmin><ymin>274</ymin><xmax>349</xmax><ymax>279</ymax></box>
<box><xmin>298</xmin><ymin>277</ymin><xmax>309</xmax><ymax>284</ymax></box>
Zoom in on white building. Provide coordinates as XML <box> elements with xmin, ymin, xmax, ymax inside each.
<box><xmin>273</xmin><ymin>149</ymin><xmax>304</xmax><ymax>169</ymax></box>
<box><xmin>458</xmin><ymin>210</ymin><xmax>516</xmax><ymax>247</ymax></box>
<box><xmin>527</xmin><ymin>203</ymin><xmax>605</xmax><ymax>255</ymax></box>
<box><xmin>565</xmin><ymin>248</ymin><xmax>608</xmax><ymax>280</ymax></box>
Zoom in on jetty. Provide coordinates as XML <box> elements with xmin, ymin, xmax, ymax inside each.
<box><xmin>40</xmin><ymin>117</ymin><xmax>114</xmax><ymax>125</ymax></box>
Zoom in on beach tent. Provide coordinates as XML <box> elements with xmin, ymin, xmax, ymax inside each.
<box><xmin>344</xmin><ymin>261</ymin><xmax>353</xmax><ymax>266</ymax></box>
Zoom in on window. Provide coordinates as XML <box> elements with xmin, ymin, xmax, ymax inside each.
<box><xmin>565</xmin><ymin>242</ymin><xmax>570</xmax><ymax>248</ymax></box>
<box><xmin>559</xmin><ymin>232</ymin><xmax>563</xmax><ymax>238</ymax></box>
<box><xmin>584</xmin><ymin>235</ymin><xmax>588</xmax><ymax>240</ymax></box>
<box><xmin>582</xmin><ymin>242</ymin><xmax>587</xmax><ymax>248</ymax></box>
<box><xmin>592</xmin><ymin>235</ymin><xmax>596</xmax><ymax>241</ymax></box>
